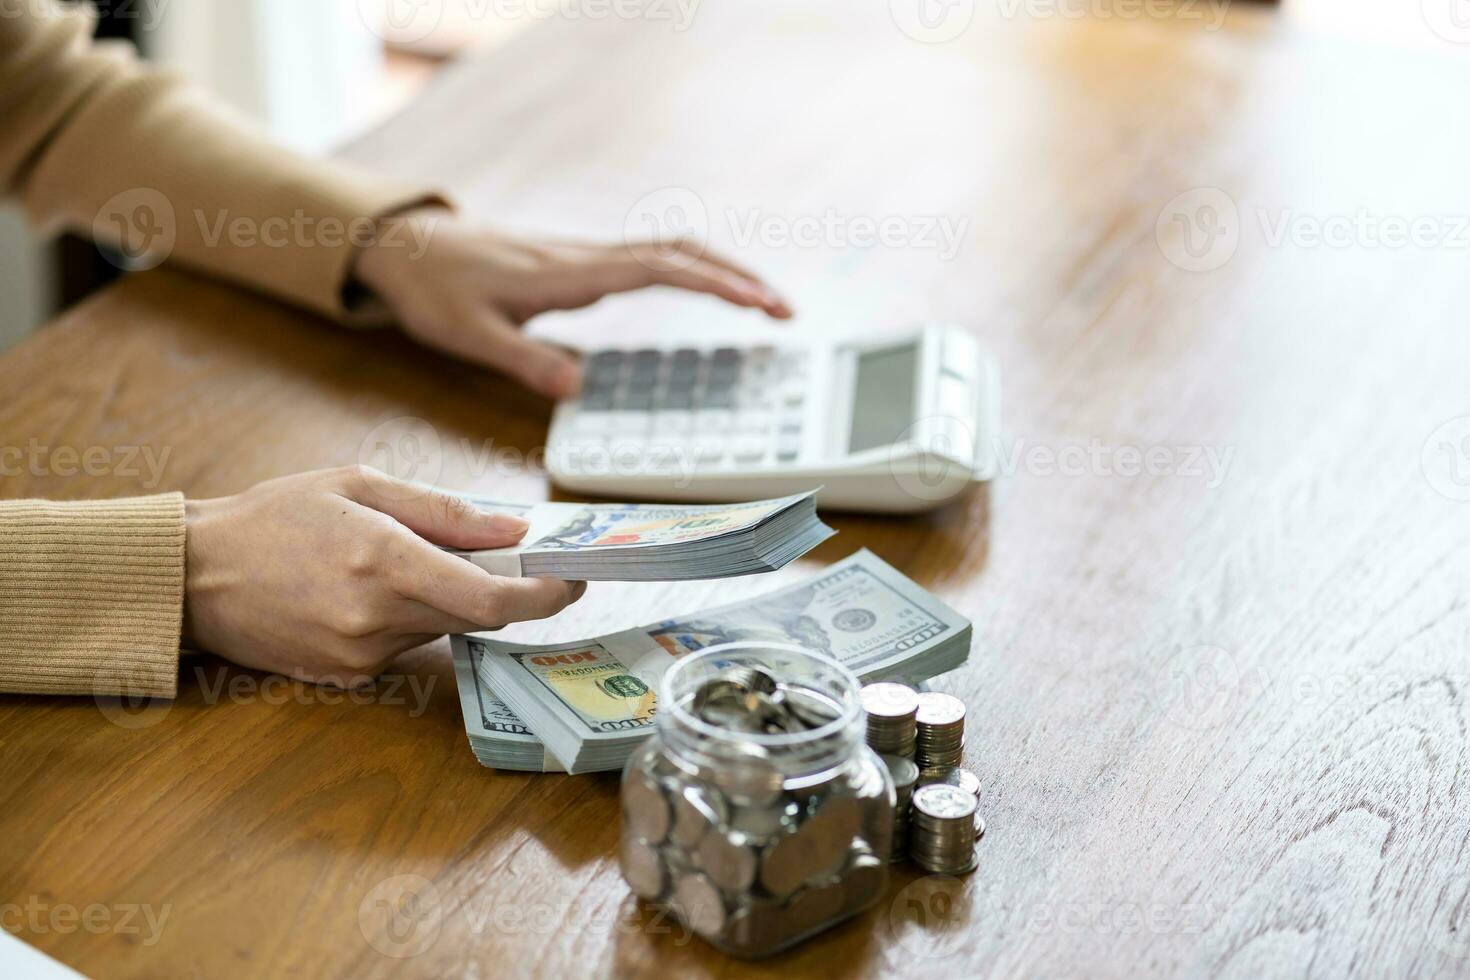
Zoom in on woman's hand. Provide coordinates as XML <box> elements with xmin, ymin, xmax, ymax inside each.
<box><xmin>182</xmin><ymin>466</ymin><xmax>585</xmax><ymax>687</ymax></box>
<box><xmin>353</xmin><ymin>207</ymin><xmax>792</xmax><ymax>399</ymax></box>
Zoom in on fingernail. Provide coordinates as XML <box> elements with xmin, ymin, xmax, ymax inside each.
<box><xmin>544</xmin><ymin>360</ymin><xmax>581</xmax><ymax>398</ymax></box>
<box><xmin>485</xmin><ymin>513</ymin><xmax>530</xmax><ymax>535</ymax></box>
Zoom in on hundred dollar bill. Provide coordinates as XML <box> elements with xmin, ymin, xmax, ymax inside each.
<box><xmin>448</xmin><ymin>491</ymin><xmax>832</xmax><ymax>581</ymax></box>
<box><xmin>451</xmin><ymin>640</ymin><xmax>565</xmax><ymax>772</ymax></box>
<box><xmin>467</xmin><ymin>549</ymin><xmax>971</xmax><ymax>773</ymax></box>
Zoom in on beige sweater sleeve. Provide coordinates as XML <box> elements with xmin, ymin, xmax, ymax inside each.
<box><xmin>0</xmin><ymin>496</ymin><xmax>185</xmax><ymax>698</ymax></box>
<box><xmin>0</xmin><ymin>4</ymin><xmax>451</xmax><ymax>696</ymax></box>
<box><xmin>0</xmin><ymin>0</ymin><xmax>446</xmax><ymax>321</ymax></box>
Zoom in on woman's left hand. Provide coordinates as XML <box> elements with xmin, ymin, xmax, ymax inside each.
<box><xmin>353</xmin><ymin>207</ymin><xmax>792</xmax><ymax>399</ymax></box>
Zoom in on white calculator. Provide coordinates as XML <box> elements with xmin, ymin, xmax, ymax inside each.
<box><xmin>545</xmin><ymin>323</ymin><xmax>1000</xmax><ymax>513</ymax></box>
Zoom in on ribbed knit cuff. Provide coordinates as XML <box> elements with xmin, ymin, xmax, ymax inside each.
<box><xmin>0</xmin><ymin>493</ymin><xmax>185</xmax><ymax>698</ymax></box>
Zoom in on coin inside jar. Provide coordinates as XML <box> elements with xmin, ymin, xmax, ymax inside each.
<box><xmin>759</xmin><ymin>827</ymin><xmax>814</xmax><ymax>899</ymax></box>
<box><xmin>673</xmin><ymin>872</ymin><xmax>728</xmax><ymax>939</ymax></box>
<box><xmin>696</xmin><ymin>830</ymin><xmax>760</xmax><ymax>893</ymax></box>
<box><xmin>622</xmin><ymin>772</ymin><xmax>672</xmax><ymax>844</ymax></box>
<box><xmin>670</xmin><ymin>784</ymin><xmax>727</xmax><ymax>850</ymax></box>
<box><xmin>776</xmin><ymin>684</ymin><xmax>844</xmax><ymax>729</ymax></box>
<box><xmin>620</xmin><ymin>835</ymin><xmax>666</xmax><ymax>900</ymax></box>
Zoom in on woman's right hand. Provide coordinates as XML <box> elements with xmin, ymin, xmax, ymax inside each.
<box><xmin>181</xmin><ymin>466</ymin><xmax>584</xmax><ymax>686</ymax></box>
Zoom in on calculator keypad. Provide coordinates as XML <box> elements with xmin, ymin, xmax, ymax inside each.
<box><xmin>564</xmin><ymin>346</ymin><xmax>807</xmax><ymax>469</ymax></box>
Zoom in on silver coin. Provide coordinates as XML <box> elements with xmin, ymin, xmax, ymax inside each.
<box><xmin>697</xmin><ymin>831</ymin><xmax>759</xmax><ymax>893</ymax></box>
<box><xmin>729</xmin><ymin>800</ymin><xmax>793</xmax><ymax>840</ymax></box>
<box><xmin>620</xmin><ymin>835</ymin><xmax>666</xmax><ymax>900</ymax></box>
<box><xmin>759</xmin><ymin>827</ymin><xmax>812</xmax><ymax>899</ymax></box>
<box><xmin>881</xmin><ymin>754</ymin><xmax>920</xmax><ymax>791</ymax></box>
<box><xmin>778</xmin><ymin>684</ymin><xmax>844</xmax><ymax>729</ymax></box>
<box><xmin>622</xmin><ymin>772</ymin><xmax>671</xmax><ymax>844</ymax></box>
<box><xmin>670</xmin><ymin>784</ymin><xmax>727</xmax><ymax>850</ymax></box>
<box><xmin>918</xmin><ymin>766</ymin><xmax>981</xmax><ymax>798</ymax></box>
<box><xmin>673</xmin><ymin>872</ymin><xmax>728</xmax><ymax>939</ymax></box>
<box><xmin>710</xmin><ymin>741</ymin><xmax>784</xmax><ymax>807</ymax></box>
<box><xmin>861</xmin><ymin>682</ymin><xmax>919</xmax><ymax>720</ymax></box>
<box><xmin>914</xmin><ymin>691</ymin><xmax>966</xmax><ymax>728</ymax></box>
<box><xmin>975</xmin><ymin>814</ymin><xmax>987</xmax><ymax>841</ymax></box>
<box><xmin>912</xmin><ymin>784</ymin><xmax>978</xmax><ymax>821</ymax></box>
<box><xmin>692</xmin><ymin>677</ymin><xmax>749</xmax><ymax>715</ymax></box>
<box><xmin>723</xmin><ymin>665</ymin><xmax>780</xmax><ymax>697</ymax></box>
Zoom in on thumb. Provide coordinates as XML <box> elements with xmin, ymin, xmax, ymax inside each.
<box><xmin>343</xmin><ymin>466</ymin><xmax>531</xmax><ymax>550</ymax></box>
<box><xmin>472</xmin><ymin>315</ymin><xmax>583</xmax><ymax>399</ymax></box>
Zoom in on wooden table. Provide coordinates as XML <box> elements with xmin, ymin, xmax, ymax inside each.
<box><xmin>5</xmin><ymin>2</ymin><xmax>1470</xmax><ymax>976</ymax></box>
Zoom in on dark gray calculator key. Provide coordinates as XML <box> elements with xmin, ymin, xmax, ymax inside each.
<box><xmin>620</xmin><ymin>390</ymin><xmax>657</xmax><ymax>411</ymax></box>
<box><xmin>582</xmin><ymin>392</ymin><xmax>615</xmax><ymax>411</ymax></box>
<box><xmin>631</xmin><ymin>349</ymin><xmax>662</xmax><ymax>371</ymax></box>
<box><xmin>712</xmin><ymin>347</ymin><xmax>742</xmax><ymax>366</ymax></box>
<box><xmin>703</xmin><ymin>388</ymin><xmax>737</xmax><ymax>410</ymax></box>
<box><xmin>672</xmin><ymin>349</ymin><xmax>701</xmax><ymax>368</ymax></box>
<box><xmin>667</xmin><ymin>370</ymin><xmax>697</xmax><ymax>390</ymax></box>
<box><xmin>591</xmin><ymin>350</ymin><xmax>624</xmax><ymax>367</ymax></box>
<box><xmin>663</xmin><ymin>389</ymin><xmax>695</xmax><ymax>410</ymax></box>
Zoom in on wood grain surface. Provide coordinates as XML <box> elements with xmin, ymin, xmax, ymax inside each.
<box><xmin>4</xmin><ymin>2</ymin><xmax>1470</xmax><ymax>977</ymax></box>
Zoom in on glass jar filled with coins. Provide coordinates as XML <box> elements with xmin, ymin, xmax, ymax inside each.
<box><xmin>619</xmin><ymin>644</ymin><xmax>894</xmax><ymax>958</ymax></box>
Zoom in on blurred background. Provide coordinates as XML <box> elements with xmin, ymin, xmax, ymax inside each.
<box><xmin>0</xmin><ymin>0</ymin><xmax>1459</xmax><ymax>351</ymax></box>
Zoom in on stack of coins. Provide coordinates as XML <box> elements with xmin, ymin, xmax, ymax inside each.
<box><xmin>881</xmin><ymin>754</ymin><xmax>919</xmax><ymax>863</ymax></box>
<box><xmin>914</xmin><ymin>692</ymin><xmax>966</xmax><ymax>769</ymax></box>
<box><xmin>909</xmin><ymin>784</ymin><xmax>978</xmax><ymax>875</ymax></box>
<box><xmin>861</xmin><ymin>682</ymin><xmax>919</xmax><ymax>758</ymax></box>
<box><xmin>918</xmin><ymin>766</ymin><xmax>984</xmax><ymax>842</ymax></box>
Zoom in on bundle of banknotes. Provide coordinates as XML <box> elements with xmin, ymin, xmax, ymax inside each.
<box><xmin>452</xmin><ymin>492</ymin><xmax>832</xmax><ymax>581</ymax></box>
<box><xmin>451</xmin><ymin>550</ymin><xmax>972</xmax><ymax>773</ymax></box>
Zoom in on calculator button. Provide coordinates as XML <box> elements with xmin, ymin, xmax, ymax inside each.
<box><xmin>779</xmin><ymin>412</ymin><xmax>804</xmax><ymax>434</ymax></box>
<box><xmin>732</xmin><ymin>436</ymin><xmax>767</xmax><ymax>463</ymax></box>
<box><xmin>572</xmin><ymin>412</ymin><xmax>615</xmax><ymax>434</ymax></box>
<box><xmin>611</xmin><ymin>414</ymin><xmax>651</xmax><ymax>434</ymax></box>
<box><xmin>590</xmin><ymin>350</ymin><xmax>624</xmax><ymax>369</ymax></box>
<box><xmin>655</xmin><ymin>410</ymin><xmax>693</xmax><ymax>433</ymax></box>
<box><xmin>662</xmin><ymin>388</ymin><xmax>695</xmax><ymax>410</ymax></box>
<box><xmin>736</xmin><ymin>410</ymin><xmax>772</xmax><ymax>434</ymax></box>
<box><xmin>581</xmin><ymin>392</ymin><xmax>615</xmax><ymax>412</ymax></box>
<box><xmin>694</xmin><ymin>409</ymin><xmax>734</xmax><ymax>433</ymax></box>
<box><xmin>712</xmin><ymin>347</ymin><xmax>741</xmax><ymax>366</ymax></box>
<box><xmin>689</xmin><ymin>434</ymin><xmax>725</xmax><ymax>462</ymax></box>
<box><xmin>672</xmin><ymin>348</ymin><xmax>701</xmax><ymax>367</ymax></box>
<box><xmin>703</xmin><ymin>387</ymin><xmax>737</xmax><ymax>410</ymax></box>
<box><xmin>777</xmin><ymin>435</ymin><xmax>802</xmax><ymax>462</ymax></box>
<box><xmin>619</xmin><ymin>390</ymin><xmax>656</xmax><ymax>412</ymax></box>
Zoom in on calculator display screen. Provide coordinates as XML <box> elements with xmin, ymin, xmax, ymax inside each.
<box><xmin>848</xmin><ymin>344</ymin><xmax>918</xmax><ymax>453</ymax></box>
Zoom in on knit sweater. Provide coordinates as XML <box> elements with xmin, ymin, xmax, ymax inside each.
<box><xmin>0</xmin><ymin>1</ymin><xmax>439</xmax><ymax>697</ymax></box>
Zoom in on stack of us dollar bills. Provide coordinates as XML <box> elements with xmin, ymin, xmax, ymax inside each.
<box><xmin>453</xmin><ymin>491</ymin><xmax>832</xmax><ymax>580</ymax></box>
<box><xmin>451</xmin><ymin>549</ymin><xmax>971</xmax><ymax>773</ymax></box>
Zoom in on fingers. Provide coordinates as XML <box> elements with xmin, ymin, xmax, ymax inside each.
<box><xmin>619</xmin><ymin>241</ymin><xmax>793</xmax><ymax>318</ymax></box>
<box><xmin>389</xmin><ymin>541</ymin><xmax>588</xmax><ymax>631</ymax></box>
<box><xmin>464</xmin><ymin>315</ymin><xmax>583</xmax><ymax>399</ymax></box>
<box><xmin>342</xmin><ymin>467</ymin><xmax>532</xmax><ymax>550</ymax></box>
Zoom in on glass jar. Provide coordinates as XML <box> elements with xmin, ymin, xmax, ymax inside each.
<box><xmin>619</xmin><ymin>643</ymin><xmax>894</xmax><ymax>958</ymax></box>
